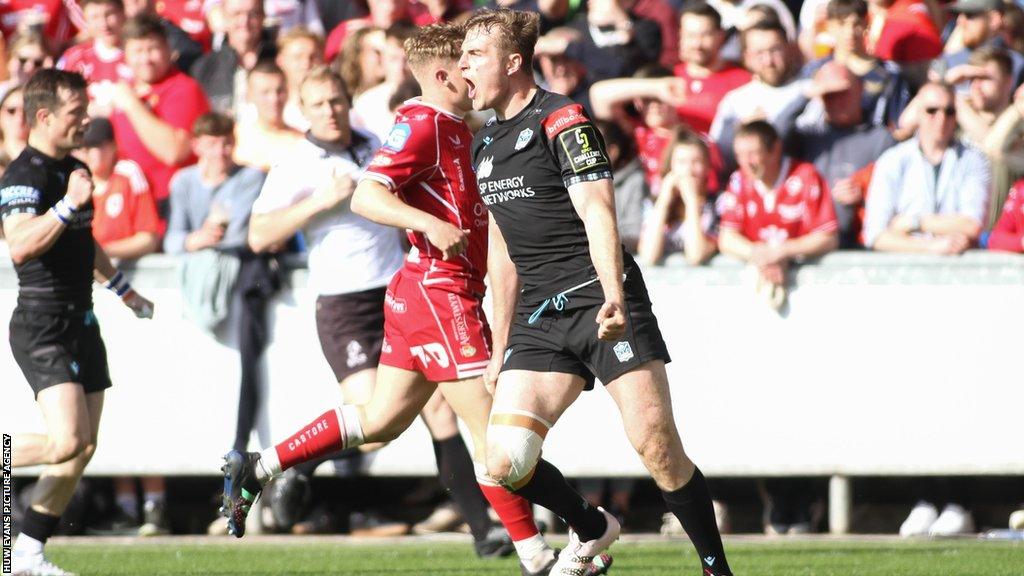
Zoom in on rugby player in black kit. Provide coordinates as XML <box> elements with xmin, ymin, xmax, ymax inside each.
<box><xmin>459</xmin><ymin>9</ymin><xmax>734</xmax><ymax>576</ymax></box>
<box><xmin>3</xmin><ymin>70</ymin><xmax>153</xmax><ymax>576</ymax></box>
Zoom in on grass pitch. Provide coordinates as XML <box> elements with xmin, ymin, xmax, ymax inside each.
<box><xmin>43</xmin><ymin>536</ymin><xmax>1023</xmax><ymax>575</ymax></box>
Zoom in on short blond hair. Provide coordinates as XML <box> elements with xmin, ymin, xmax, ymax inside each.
<box><xmin>276</xmin><ymin>25</ymin><xmax>324</xmax><ymax>53</ymax></box>
<box><xmin>464</xmin><ymin>8</ymin><xmax>539</xmax><ymax>72</ymax></box>
<box><xmin>405</xmin><ymin>23</ymin><xmax>464</xmax><ymax>70</ymax></box>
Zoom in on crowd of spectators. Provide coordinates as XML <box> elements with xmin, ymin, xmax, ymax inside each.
<box><xmin>1</xmin><ymin>0</ymin><xmax>1023</xmax><ymax>538</ymax></box>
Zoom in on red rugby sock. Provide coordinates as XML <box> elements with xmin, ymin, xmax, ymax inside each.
<box><xmin>273</xmin><ymin>408</ymin><xmax>350</xmax><ymax>472</ymax></box>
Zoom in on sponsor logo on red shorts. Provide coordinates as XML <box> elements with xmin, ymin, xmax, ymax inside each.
<box><xmin>447</xmin><ymin>293</ymin><xmax>472</xmax><ymax>355</ymax></box>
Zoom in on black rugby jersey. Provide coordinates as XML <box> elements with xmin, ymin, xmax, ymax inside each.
<box><xmin>472</xmin><ymin>88</ymin><xmax>616</xmax><ymax>291</ymax></box>
<box><xmin>0</xmin><ymin>146</ymin><xmax>95</xmax><ymax>311</ymax></box>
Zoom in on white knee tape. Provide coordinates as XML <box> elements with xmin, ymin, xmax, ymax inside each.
<box><xmin>488</xmin><ymin>409</ymin><xmax>552</xmax><ymax>485</ymax></box>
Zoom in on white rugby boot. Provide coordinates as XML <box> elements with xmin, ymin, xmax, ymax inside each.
<box><xmin>550</xmin><ymin>507</ymin><xmax>620</xmax><ymax>576</ymax></box>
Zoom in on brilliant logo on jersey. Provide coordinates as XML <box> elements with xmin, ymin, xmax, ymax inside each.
<box><xmin>477</xmin><ymin>156</ymin><xmax>494</xmax><ymax>179</ymax></box>
<box><xmin>514</xmin><ymin>128</ymin><xmax>534</xmax><ymax>150</ymax></box>
<box><xmin>542</xmin><ymin>104</ymin><xmax>588</xmax><ymax>138</ymax></box>
<box><xmin>384</xmin><ymin>123</ymin><xmax>412</xmax><ymax>151</ymax></box>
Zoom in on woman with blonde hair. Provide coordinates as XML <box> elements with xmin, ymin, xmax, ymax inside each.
<box><xmin>637</xmin><ymin>127</ymin><xmax>719</xmax><ymax>266</ymax></box>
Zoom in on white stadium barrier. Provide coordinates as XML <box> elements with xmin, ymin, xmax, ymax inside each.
<box><xmin>3</xmin><ymin>251</ymin><xmax>1023</xmax><ymax>532</ymax></box>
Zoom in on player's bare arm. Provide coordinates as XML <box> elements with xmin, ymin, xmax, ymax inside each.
<box><xmin>249</xmin><ymin>171</ymin><xmax>354</xmax><ymax>253</ymax></box>
<box><xmin>567</xmin><ymin>179</ymin><xmax>626</xmax><ymax>341</ymax></box>
<box><xmin>351</xmin><ymin>179</ymin><xmax>467</xmax><ymax>261</ymax></box>
<box><xmin>484</xmin><ymin>211</ymin><xmax>519</xmax><ymax>393</ymax></box>
<box><xmin>3</xmin><ymin>168</ymin><xmax>93</xmax><ymax>264</ymax></box>
<box><xmin>93</xmin><ymin>241</ymin><xmax>154</xmax><ymax>319</ymax></box>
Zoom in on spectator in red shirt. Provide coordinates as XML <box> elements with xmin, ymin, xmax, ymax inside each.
<box><xmin>110</xmin><ymin>13</ymin><xmax>210</xmax><ymax>225</ymax></box>
<box><xmin>673</xmin><ymin>2</ymin><xmax>751</xmax><ymax>134</ymax></box>
<box><xmin>58</xmin><ymin>0</ymin><xmax>133</xmax><ymax>116</ymax></box>
<box><xmin>123</xmin><ymin>0</ymin><xmax>204</xmax><ymax>72</ymax></box>
<box><xmin>986</xmin><ymin>179</ymin><xmax>1024</xmax><ymax>252</ymax></box>
<box><xmin>718</xmin><ymin>120</ymin><xmax>839</xmax><ymax>301</ymax></box>
<box><xmin>75</xmin><ymin>116</ymin><xmax>160</xmax><ymax>258</ymax></box>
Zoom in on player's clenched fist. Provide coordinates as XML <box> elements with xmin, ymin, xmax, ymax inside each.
<box><xmin>122</xmin><ymin>289</ymin><xmax>155</xmax><ymax>319</ymax></box>
<box><xmin>66</xmin><ymin>169</ymin><xmax>94</xmax><ymax>209</ymax></box>
<box><xmin>596</xmin><ymin>301</ymin><xmax>626</xmax><ymax>341</ymax></box>
<box><xmin>425</xmin><ymin>219</ymin><xmax>468</xmax><ymax>261</ymax></box>
<box><xmin>482</xmin><ymin>354</ymin><xmax>502</xmax><ymax>395</ymax></box>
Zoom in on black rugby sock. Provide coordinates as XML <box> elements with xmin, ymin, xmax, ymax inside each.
<box><xmin>21</xmin><ymin>507</ymin><xmax>62</xmax><ymax>546</ymax></box>
<box><xmin>514</xmin><ymin>459</ymin><xmax>607</xmax><ymax>541</ymax></box>
<box><xmin>433</xmin><ymin>435</ymin><xmax>492</xmax><ymax>542</ymax></box>
<box><xmin>661</xmin><ymin>467</ymin><xmax>732</xmax><ymax>576</ymax></box>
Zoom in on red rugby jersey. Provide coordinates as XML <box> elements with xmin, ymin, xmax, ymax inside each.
<box><xmin>719</xmin><ymin>159</ymin><xmax>838</xmax><ymax>244</ymax></box>
<box><xmin>362</xmin><ymin>99</ymin><xmax>488</xmax><ymax>295</ymax></box>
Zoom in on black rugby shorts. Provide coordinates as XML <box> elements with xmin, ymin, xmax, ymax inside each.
<box><xmin>315</xmin><ymin>286</ymin><xmax>386</xmax><ymax>382</ymax></box>
<box><xmin>10</xmin><ymin>308</ymin><xmax>113</xmax><ymax>398</ymax></box>
<box><xmin>501</xmin><ymin>266</ymin><xmax>671</xmax><ymax>390</ymax></box>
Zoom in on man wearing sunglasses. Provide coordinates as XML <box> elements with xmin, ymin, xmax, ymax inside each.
<box><xmin>864</xmin><ymin>82</ymin><xmax>990</xmax><ymax>254</ymax></box>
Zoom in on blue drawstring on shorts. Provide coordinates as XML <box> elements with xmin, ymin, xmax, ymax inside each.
<box><xmin>528</xmin><ymin>292</ymin><xmax>571</xmax><ymax>325</ymax></box>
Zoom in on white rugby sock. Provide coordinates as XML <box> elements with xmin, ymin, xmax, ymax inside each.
<box><xmin>13</xmin><ymin>533</ymin><xmax>44</xmax><ymax>556</ymax></box>
<box><xmin>257</xmin><ymin>447</ymin><xmax>281</xmax><ymax>483</ymax></box>
<box><xmin>517</xmin><ymin>538</ymin><xmax>555</xmax><ymax>572</ymax></box>
<box><xmin>339</xmin><ymin>405</ymin><xmax>365</xmax><ymax>445</ymax></box>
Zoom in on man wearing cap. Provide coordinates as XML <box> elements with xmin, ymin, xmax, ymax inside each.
<box><xmin>76</xmin><ymin>116</ymin><xmax>161</xmax><ymax>259</ymax></box>
<box><xmin>936</xmin><ymin>0</ymin><xmax>1024</xmax><ymax>92</ymax></box>
<box><xmin>795</xmin><ymin>62</ymin><xmax>896</xmax><ymax>248</ymax></box>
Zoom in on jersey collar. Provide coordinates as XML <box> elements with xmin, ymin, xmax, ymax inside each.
<box><xmin>406</xmin><ymin>98</ymin><xmax>463</xmax><ymax>120</ymax></box>
<box><xmin>496</xmin><ymin>88</ymin><xmax>543</xmax><ymax>125</ymax></box>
